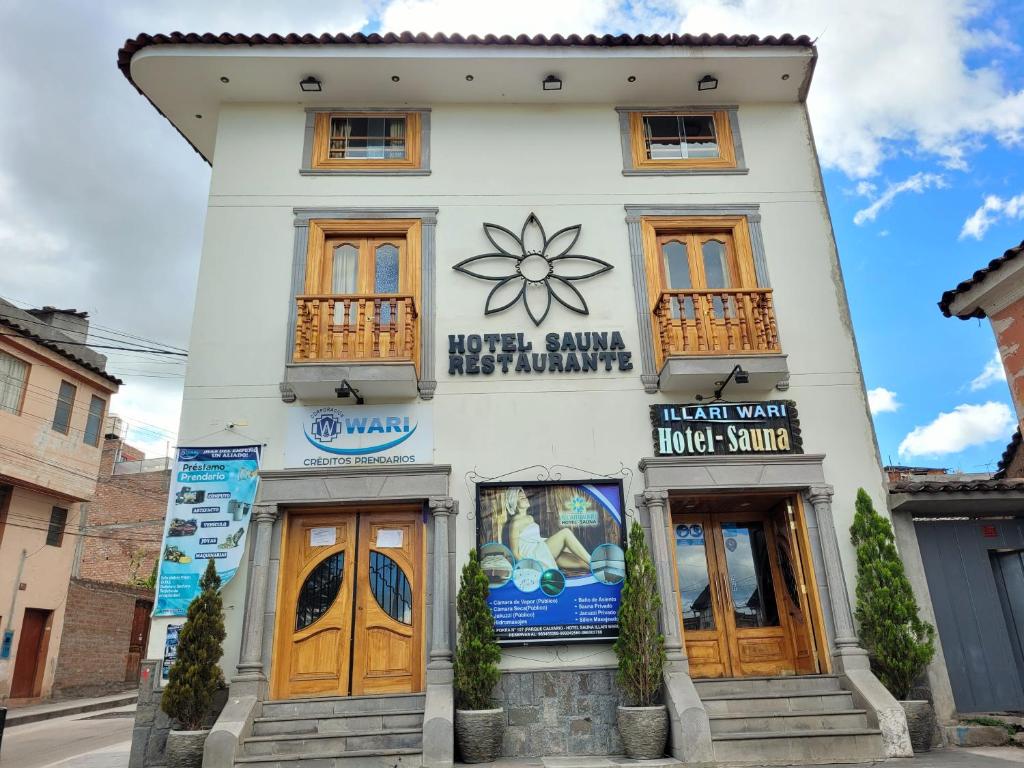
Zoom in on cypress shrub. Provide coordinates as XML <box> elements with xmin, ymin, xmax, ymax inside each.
<box><xmin>161</xmin><ymin>559</ymin><xmax>227</xmax><ymax>730</ymax></box>
<box><xmin>614</xmin><ymin>520</ymin><xmax>665</xmax><ymax>707</ymax></box>
<box><xmin>453</xmin><ymin>549</ymin><xmax>501</xmax><ymax>710</ymax></box>
<box><xmin>849</xmin><ymin>488</ymin><xmax>935</xmax><ymax>700</ymax></box>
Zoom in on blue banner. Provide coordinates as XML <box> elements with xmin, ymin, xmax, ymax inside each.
<box><xmin>476</xmin><ymin>481</ymin><xmax>626</xmax><ymax>644</ymax></box>
<box><xmin>154</xmin><ymin>445</ymin><xmax>261</xmax><ymax>616</ymax></box>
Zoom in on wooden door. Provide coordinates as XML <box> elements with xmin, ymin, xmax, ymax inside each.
<box><xmin>273</xmin><ymin>513</ymin><xmax>358</xmax><ymax>699</ymax></box>
<box><xmin>11</xmin><ymin>608</ymin><xmax>52</xmax><ymax>698</ymax></box>
<box><xmin>125</xmin><ymin>599</ymin><xmax>152</xmax><ymax>682</ymax></box>
<box><xmin>771</xmin><ymin>502</ymin><xmax>820</xmax><ymax>674</ymax></box>
<box><xmin>352</xmin><ymin>511</ymin><xmax>424</xmax><ymax>695</ymax></box>
<box><xmin>671</xmin><ymin>515</ymin><xmax>732</xmax><ymax>678</ymax></box>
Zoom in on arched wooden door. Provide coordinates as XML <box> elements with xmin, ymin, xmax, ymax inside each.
<box><xmin>272</xmin><ymin>509</ymin><xmax>424</xmax><ymax>700</ymax></box>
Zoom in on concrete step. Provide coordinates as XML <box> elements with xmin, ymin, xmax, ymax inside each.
<box><xmin>701</xmin><ymin>690</ymin><xmax>855</xmax><ymax>715</ymax></box>
<box><xmin>252</xmin><ymin>708</ymin><xmax>424</xmax><ymax>737</ymax></box>
<box><xmin>259</xmin><ymin>692</ymin><xmax>425</xmax><ymax>718</ymax></box>
<box><xmin>711</xmin><ymin>728</ymin><xmax>885</xmax><ymax>765</ymax></box>
<box><xmin>243</xmin><ymin>728</ymin><xmax>423</xmax><ymax>757</ymax></box>
<box><xmin>234</xmin><ymin>747</ymin><xmax>422</xmax><ymax>767</ymax></box>
<box><xmin>694</xmin><ymin>674</ymin><xmax>842</xmax><ymax>698</ymax></box>
<box><xmin>708</xmin><ymin>709</ymin><xmax>870</xmax><ymax>735</ymax></box>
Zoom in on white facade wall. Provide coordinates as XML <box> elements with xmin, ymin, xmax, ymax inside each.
<box><xmin>147</xmin><ymin>100</ymin><xmax>885</xmax><ymax>677</ymax></box>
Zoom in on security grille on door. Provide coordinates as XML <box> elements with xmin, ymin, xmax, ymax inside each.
<box><xmin>296</xmin><ymin>552</ymin><xmax>345</xmax><ymax>630</ymax></box>
<box><xmin>369</xmin><ymin>551</ymin><xmax>413</xmax><ymax>625</ymax></box>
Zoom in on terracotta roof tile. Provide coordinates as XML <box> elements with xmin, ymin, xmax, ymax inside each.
<box><xmin>889</xmin><ymin>477</ymin><xmax>1024</xmax><ymax>494</ymax></box>
<box><xmin>994</xmin><ymin>428</ymin><xmax>1022</xmax><ymax>480</ymax></box>
<box><xmin>939</xmin><ymin>240</ymin><xmax>1024</xmax><ymax>318</ymax></box>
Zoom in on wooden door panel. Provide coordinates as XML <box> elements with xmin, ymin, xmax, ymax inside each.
<box><xmin>352</xmin><ymin>513</ymin><xmax>423</xmax><ymax>695</ymax></box>
<box><xmin>273</xmin><ymin>513</ymin><xmax>356</xmax><ymax>699</ymax></box>
<box><xmin>685</xmin><ymin>638</ymin><xmax>730</xmax><ymax>679</ymax></box>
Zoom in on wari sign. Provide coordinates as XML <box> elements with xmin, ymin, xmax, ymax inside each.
<box><xmin>285</xmin><ymin>404</ymin><xmax>432</xmax><ymax>468</ymax></box>
<box><xmin>448</xmin><ymin>331</ymin><xmax>633</xmax><ymax>376</ymax></box>
<box><xmin>476</xmin><ymin>481</ymin><xmax>626</xmax><ymax>645</ymax></box>
<box><xmin>651</xmin><ymin>400</ymin><xmax>802</xmax><ymax>457</ymax></box>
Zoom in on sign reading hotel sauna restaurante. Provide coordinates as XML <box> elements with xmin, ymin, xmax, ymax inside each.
<box><xmin>651</xmin><ymin>400</ymin><xmax>802</xmax><ymax>457</ymax></box>
<box><xmin>284</xmin><ymin>404</ymin><xmax>433</xmax><ymax>467</ymax></box>
<box><xmin>476</xmin><ymin>481</ymin><xmax>626</xmax><ymax>645</ymax></box>
<box><xmin>448</xmin><ymin>331</ymin><xmax>633</xmax><ymax>375</ymax></box>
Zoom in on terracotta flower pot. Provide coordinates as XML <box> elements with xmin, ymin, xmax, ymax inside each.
<box><xmin>617</xmin><ymin>705</ymin><xmax>668</xmax><ymax>759</ymax></box>
<box><xmin>165</xmin><ymin>728</ymin><xmax>210</xmax><ymax>768</ymax></box>
<box><xmin>900</xmin><ymin>700</ymin><xmax>936</xmax><ymax>753</ymax></box>
<box><xmin>455</xmin><ymin>707</ymin><xmax>505</xmax><ymax>763</ymax></box>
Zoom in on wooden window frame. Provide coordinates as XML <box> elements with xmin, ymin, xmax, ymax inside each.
<box><xmin>52</xmin><ymin>379</ymin><xmax>77</xmax><ymax>435</ymax></box>
<box><xmin>83</xmin><ymin>395</ymin><xmax>106</xmax><ymax>447</ymax></box>
<box><xmin>311</xmin><ymin>112</ymin><xmax>422</xmax><ymax>171</ymax></box>
<box><xmin>0</xmin><ymin>349</ymin><xmax>30</xmax><ymax>416</ymax></box>
<box><xmin>629</xmin><ymin>110</ymin><xmax>737</xmax><ymax>170</ymax></box>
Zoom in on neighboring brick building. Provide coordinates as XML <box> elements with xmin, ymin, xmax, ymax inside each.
<box><xmin>51</xmin><ymin>433</ymin><xmax>169</xmax><ymax>698</ymax></box>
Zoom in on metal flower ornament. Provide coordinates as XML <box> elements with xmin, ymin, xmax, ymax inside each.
<box><xmin>453</xmin><ymin>213</ymin><xmax>614</xmax><ymax>326</ymax></box>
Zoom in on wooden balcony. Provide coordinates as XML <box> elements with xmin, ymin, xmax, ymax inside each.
<box><xmin>654</xmin><ymin>288</ymin><xmax>780</xmax><ymax>358</ymax></box>
<box><xmin>293</xmin><ymin>294</ymin><xmax>418</xmax><ymax>366</ymax></box>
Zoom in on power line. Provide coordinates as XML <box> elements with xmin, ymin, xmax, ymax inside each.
<box><xmin>0</xmin><ymin>332</ymin><xmax>187</xmax><ymax>356</ymax></box>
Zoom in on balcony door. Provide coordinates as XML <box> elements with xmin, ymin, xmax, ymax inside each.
<box><xmin>673</xmin><ymin>503</ymin><xmax>813</xmax><ymax>678</ymax></box>
<box><xmin>272</xmin><ymin>508</ymin><xmax>424</xmax><ymax>699</ymax></box>
<box><xmin>658</xmin><ymin>232</ymin><xmax>740</xmax><ymax>296</ymax></box>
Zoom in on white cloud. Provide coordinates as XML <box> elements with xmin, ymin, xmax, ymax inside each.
<box><xmin>381</xmin><ymin>0</ymin><xmax>616</xmax><ymax>34</ymax></box>
<box><xmin>969</xmin><ymin>349</ymin><xmax>1007</xmax><ymax>391</ymax></box>
<box><xmin>110</xmin><ymin>378</ymin><xmax>183</xmax><ymax>459</ymax></box>
<box><xmin>898</xmin><ymin>401</ymin><xmax>1015</xmax><ymax>458</ymax></box>
<box><xmin>853</xmin><ymin>173</ymin><xmax>947</xmax><ymax>225</ymax></box>
<box><xmin>959</xmin><ymin>192</ymin><xmax>1024</xmax><ymax>239</ymax></box>
<box><xmin>867</xmin><ymin>387</ymin><xmax>900</xmax><ymax>414</ymax></box>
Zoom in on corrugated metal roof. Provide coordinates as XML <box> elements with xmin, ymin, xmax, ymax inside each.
<box><xmin>939</xmin><ymin>240</ymin><xmax>1024</xmax><ymax>318</ymax></box>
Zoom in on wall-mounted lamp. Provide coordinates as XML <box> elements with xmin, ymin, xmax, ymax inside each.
<box><xmin>299</xmin><ymin>76</ymin><xmax>322</xmax><ymax>92</ymax></box>
<box><xmin>696</xmin><ymin>364</ymin><xmax>750</xmax><ymax>402</ymax></box>
<box><xmin>542</xmin><ymin>74</ymin><xmax>563</xmax><ymax>91</ymax></box>
<box><xmin>335</xmin><ymin>380</ymin><xmax>364</xmax><ymax>405</ymax></box>
<box><xmin>697</xmin><ymin>74</ymin><xmax>719</xmax><ymax>91</ymax></box>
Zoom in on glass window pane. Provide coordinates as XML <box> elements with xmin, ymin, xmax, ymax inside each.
<box><xmin>702</xmin><ymin>239</ymin><xmax>730</xmax><ymax>289</ymax></box>
<box><xmin>296</xmin><ymin>551</ymin><xmax>345</xmax><ymax>630</ymax></box>
<box><xmin>331</xmin><ymin>244</ymin><xmax>358</xmax><ymax>294</ymax></box>
<box><xmin>644</xmin><ymin>115</ymin><xmax>683</xmax><ymax>159</ymax></box>
<box><xmin>369</xmin><ymin>551</ymin><xmax>413</xmax><ymax>625</ymax></box>
<box><xmin>675</xmin><ymin>522</ymin><xmax>715</xmax><ymax>631</ymax></box>
<box><xmin>328</xmin><ymin>116</ymin><xmax>407</xmax><ymax>160</ymax></box>
<box><xmin>46</xmin><ymin>506</ymin><xmax>68</xmax><ymax>547</ymax></box>
<box><xmin>0</xmin><ymin>350</ymin><xmax>28</xmax><ymax>414</ymax></box>
<box><xmin>682</xmin><ymin>115</ymin><xmax>719</xmax><ymax>158</ymax></box>
<box><xmin>52</xmin><ymin>380</ymin><xmax>76</xmax><ymax>433</ymax></box>
<box><xmin>84</xmin><ymin>395</ymin><xmax>105</xmax><ymax>446</ymax></box>
<box><xmin>662</xmin><ymin>240</ymin><xmax>692</xmax><ymax>290</ymax></box>
<box><xmin>720</xmin><ymin>522</ymin><xmax>780</xmax><ymax>628</ymax></box>
<box><xmin>374</xmin><ymin>244</ymin><xmax>400</xmax><ymax>293</ymax></box>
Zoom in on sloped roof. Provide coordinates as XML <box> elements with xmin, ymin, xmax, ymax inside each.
<box><xmin>889</xmin><ymin>477</ymin><xmax>1024</xmax><ymax>494</ymax></box>
<box><xmin>994</xmin><ymin>428</ymin><xmax>1022</xmax><ymax>480</ymax></box>
<box><xmin>939</xmin><ymin>240</ymin><xmax>1024</xmax><ymax>319</ymax></box>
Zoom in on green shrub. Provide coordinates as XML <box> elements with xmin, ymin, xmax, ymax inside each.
<box><xmin>849</xmin><ymin>488</ymin><xmax>935</xmax><ymax>700</ymax></box>
<box><xmin>614</xmin><ymin>520</ymin><xmax>665</xmax><ymax>707</ymax></box>
<box><xmin>453</xmin><ymin>549</ymin><xmax>501</xmax><ymax>710</ymax></box>
<box><xmin>161</xmin><ymin>559</ymin><xmax>226</xmax><ymax>730</ymax></box>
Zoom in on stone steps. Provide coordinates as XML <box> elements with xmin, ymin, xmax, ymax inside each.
<box><xmin>708</xmin><ymin>708</ymin><xmax>869</xmax><ymax>734</ymax></box>
<box><xmin>238</xmin><ymin>693</ymin><xmax>425</xmax><ymax>768</ymax></box>
<box><xmin>701</xmin><ymin>689</ymin><xmax>856</xmax><ymax>715</ymax></box>
<box><xmin>694</xmin><ymin>674</ymin><xmax>842</xmax><ymax>697</ymax></box>
<box><xmin>711</xmin><ymin>728</ymin><xmax>885</xmax><ymax>765</ymax></box>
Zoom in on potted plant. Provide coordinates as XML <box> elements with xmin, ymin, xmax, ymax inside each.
<box><xmin>161</xmin><ymin>559</ymin><xmax>227</xmax><ymax>768</ymax></box>
<box><xmin>850</xmin><ymin>488</ymin><xmax>936</xmax><ymax>752</ymax></box>
<box><xmin>614</xmin><ymin>520</ymin><xmax>668</xmax><ymax>759</ymax></box>
<box><xmin>453</xmin><ymin>549</ymin><xmax>504</xmax><ymax>763</ymax></box>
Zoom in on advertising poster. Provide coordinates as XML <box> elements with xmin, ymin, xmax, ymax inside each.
<box><xmin>154</xmin><ymin>445</ymin><xmax>262</xmax><ymax>616</ymax></box>
<box><xmin>161</xmin><ymin>624</ymin><xmax>183</xmax><ymax>683</ymax></box>
<box><xmin>476</xmin><ymin>481</ymin><xmax>626</xmax><ymax>644</ymax></box>
<box><xmin>284</xmin><ymin>404</ymin><xmax>432</xmax><ymax>468</ymax></box>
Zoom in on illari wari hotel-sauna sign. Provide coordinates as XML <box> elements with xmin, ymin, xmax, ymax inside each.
<box><xmin>651</xmin><ymin>400</ymin><xmax>803</xmax><ymax>457</ymax></box>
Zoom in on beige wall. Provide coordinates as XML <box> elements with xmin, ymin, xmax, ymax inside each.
<box><xmin>0</xmin><ymin>486</ymin><xmax>78</xmax><ymax>699</ymax></box>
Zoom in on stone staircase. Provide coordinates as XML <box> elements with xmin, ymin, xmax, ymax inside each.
<box><xmin>696</xmin><ymin>674</ymin><xmax>886</xmax><ymax>765</ymax></box>
<box><xmin>235</xmin><ymin>692</ymin><xmax>425</xmax><ymax>768</ymax></box>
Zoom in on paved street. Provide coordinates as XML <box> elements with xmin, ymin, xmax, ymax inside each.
<box><xmin>1</xmin><ymin>705</ymin><xmax>134</xmax><ymax>767</ymax></box>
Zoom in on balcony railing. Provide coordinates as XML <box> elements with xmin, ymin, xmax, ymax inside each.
<box><xmin>293</xmin><ymin>294</ymin><xmax>418</xmax><ymax>365</ymax></box>
<box><xmin>654</xmin><ymin>288</ymin><xmax>780</xmax><ymax>357</ymax></box>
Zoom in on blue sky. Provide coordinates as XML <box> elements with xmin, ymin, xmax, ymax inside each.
<box><xmin>1</xmin><ymin>0</ymin><xmax>1021</xmax><ymax>469</ymax></box>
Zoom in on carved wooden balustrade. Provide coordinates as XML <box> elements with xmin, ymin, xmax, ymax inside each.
<box><xmin>293</xmin><ymin>294</ymin><xmax>418</xmax><ymax>365</ymax></box>
<box><xmin>654</xmin><ymin>288</ymin><xmax>780</xmax><ymax>357</ymax></box>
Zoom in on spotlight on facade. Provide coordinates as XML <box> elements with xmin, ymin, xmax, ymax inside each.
<box><xmin>697</xmin><ymin>74</ymin><xmax>719</xmax><ymax>91</ymax></box>
<box><xmin>542</xmin><ymin>74</ymin><xmax>563</xmax><ymax>91</ymax></box>
<box><xmin>734</xmin><ymin>367</ymin><xmax>750</xmax><ymax>385</ymax></box>
<box><xmin>299</xmin><ymin>76</ymin><xmax>322</xmax><ymax>92</ymax></box>
<box><xmin>335</xmin><ymin>380</ymin><xmax>364</xmax><ymax>405</ymax></box>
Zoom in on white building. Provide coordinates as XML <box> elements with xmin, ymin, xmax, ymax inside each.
<box><xmin>121</xmin><ymin>31</ymin><xmax>912</xmax><ymax>767</ymax></box>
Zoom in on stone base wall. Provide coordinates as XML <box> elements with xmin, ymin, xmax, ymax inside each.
<box><xmin>497</xmin><ymin>667</ymin><xmax>623</xmax><ymax>757</ymax></box>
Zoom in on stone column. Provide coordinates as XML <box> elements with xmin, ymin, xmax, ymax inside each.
<box><xmin>233</xmin><ymin>503</ymin><xmax>278</xmax><ymax>692</ymax></box>
<box><xmin>643</xmin><ymin>490</ymin><xmax>685</xmax><ymax>663</ymax></box>
<box><xmin>423</xmin><ymin>497</ymin><xmax>455</xmax><ymax>768</ymax></box>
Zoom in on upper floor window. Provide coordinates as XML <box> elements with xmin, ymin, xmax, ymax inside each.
<box><xmin>0</xmin><ymin>350</ymin><xmax>28</xmax><ymax>415</ymax></box>
<box><xmin>83</xmin><ymin>395</ymin><xmax>105</xmax><ymax>447</ymax></box>
<box><xmin>52</xmin><ymin>380</ymin><xmax>76</xmax><ymax>434</ymax></box>
<box><xmin>623</xmin><ymin>109</ymin><xmax>740</xmax><ymax>172</ymax></box>
<box><xmin>311</xmin><ymin>112</ymin><xmax>422</xmax><ymax>171</ymax></box>
<box><xmin>641</xmin><ymin>216</ymin><xmax>778</xmax><ymax>361</ymax></box>
<box><xmin>46</xmin><ymin>506</ymin><xmax>68</xmax><ymax>547</ymax></box>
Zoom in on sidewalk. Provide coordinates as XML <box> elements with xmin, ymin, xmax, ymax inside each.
<box><xmin>4</xmin><ymin>691</ymin><xmax>137</xmax><ymax>727</ymax></box>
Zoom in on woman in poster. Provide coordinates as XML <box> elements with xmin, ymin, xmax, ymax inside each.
<box><xmin>495</xmin><ymin>486</ymin><xmax>592</xmax><ymax>571</ymax></box>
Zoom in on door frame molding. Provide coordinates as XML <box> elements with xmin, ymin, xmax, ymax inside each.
<box><xmin>639</xmin><ymin>453</ymin><xmax>833</xmax><ymax>674</ymax></box>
